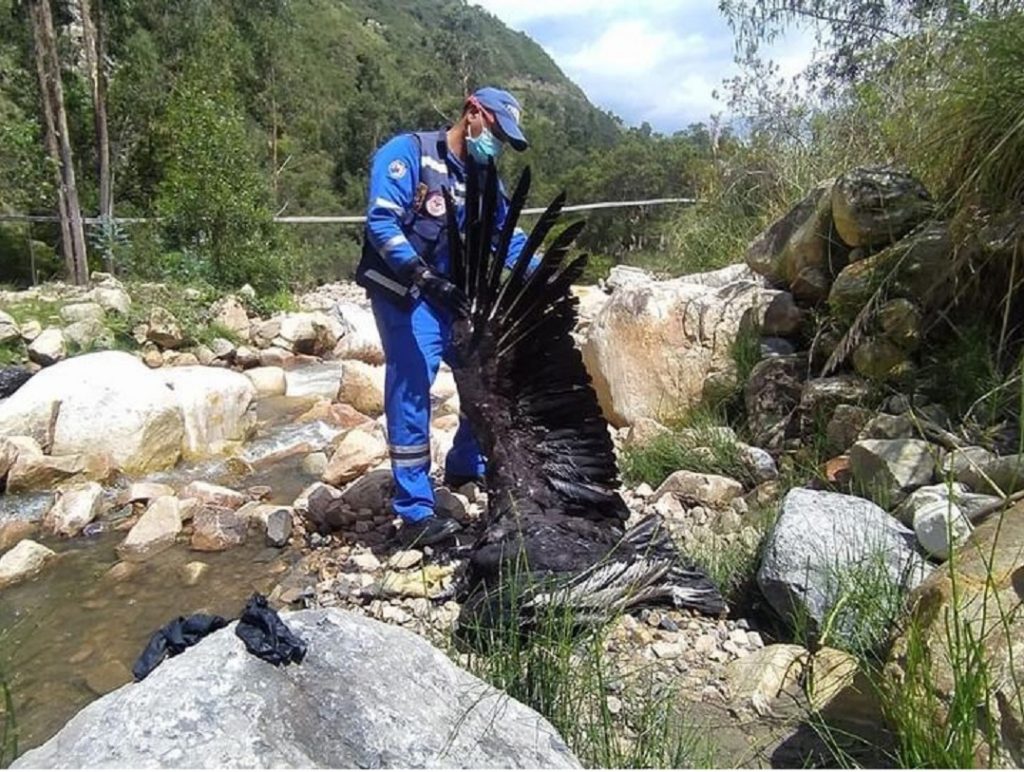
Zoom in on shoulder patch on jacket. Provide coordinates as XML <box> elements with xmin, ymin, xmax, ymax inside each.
<box><xmin>388</xmin><ymin>159</ymin><xmax>408</xmax><ymax>179</ymax></box>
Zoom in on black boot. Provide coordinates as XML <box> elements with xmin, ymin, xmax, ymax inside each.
<box><xmin>398</xmin><ymin>515</ymin><xmax>463</xmax><ymax>548</ymax></box>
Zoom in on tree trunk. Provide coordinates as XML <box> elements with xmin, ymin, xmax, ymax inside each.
<box><xmin>80</xmin><ymin>0</ymin><xmax>112</xmax><ymax>254</ymax></box>
<box><xmin>29</xmin><ymin>0</ymin><xmax>89</xmax><ymax>285</ymax></box>
<box><xmin>29</xmin><ymin>0</ymin><xmax>74</xmax><ymax>279</ymax></box>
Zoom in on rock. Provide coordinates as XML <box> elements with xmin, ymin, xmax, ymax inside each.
<box><xmin>388</xmin><ymin>550</ymin><xmax>423</xmax><ymax>570</ymax></box>
<box><xmin>736</xmin><ymin>443</ymin><xmax>779</xmax><ymax>483</ymax></box>
<box><xmin>117</xmin><ymin>496</ymin><xmax>183</xmax><ymax>561</ymax></box>
<box><xmin>178</xmin><ymin>561</ymin><xmax>208</xmax><ymax>586</ymax></box>
<box><xmin>939</xmin><ymin>446</ymin><xmax>997</xmax><ymax>480</ymax></box>
<box><xmin>582</xmin><ymin>269</ymin><xmax>788</xmax><ymax>426</ymax></box>
<box><xmin>44</xmin><ymin>481</ymin><xmax>104</xmax><ymax>537</ymax></box>
<box><xmin>13</xmin><ymin>609</ymin><xmax>579</xmax><ymax>769</ymax></box>
<box><xmin>799</xmin><ymin>376</ymin><xmax>871</xmax><ymax>424</ymax></box>
<box><xmin>605</xmin><ymin>264</ymin><xmax>654</xmax><ymax>291</ymax></box>
<box><xmin>878</xmin><ymin>298</ymin><xmax>921</xmax><ymax>351</ymax></box>
<box><xmin>192</xmin><ymin>345</ymin><xmax>216</xmax><ymax>366</ymax></box>
<box><xmin>210</xmin><ymin>296</ymin><xmax>251</xmax><ymax>341</ymax></box>
<box><xmin>27</xmin><ymin>327</ymin><xmax>66</xmax><ymax>365</ymax></box>
<box><xmin>859</xmin><ymin>412</ymin><xmax>915</xmax><ymax>440</ymax></box>
<box><xmin>235</xmin><ymin>346</ymin><xmax>260</xmax><ymax>369</ymax></box>
<box><xmin>726</xmin><ymin>644</ymin><xmax>858</xmax><ymax>716</ymax></box>
<box><xmin>296</xmin><ymin>482</ymin><xmax>347</xmax><ymax>532</ymax></box>
<box><xmin>761</xmin><ymin>292</ymin><xmax>805</xmax><ymax>336</ymax></box>
<box><xmin>87</xmin><ymin>286</ymin><xmax>132</xmax><ymax>316</ymax></box>
<box><xmin>295</xmin><ymin>401</ymin><xmax>375</xmax><ymax>430</ymax></box>
<box><xmin>849</xmin><ymin>439</ymin><xmax>937</xmax><ymax>505</ymax></box>
<box><xmin>83</xmin><ymin>660</ymin><xmax>132</xmax><ymax>696</ymax></box>
<box><xmin>349</xmin><ymin>550</ymin><xmax>381</xmax><ymax>572</ymax></box>
<box><xmin>160</xmin><ymin>367</ymin><xmax>257</xmax><ymax>457</ymax></box>
<box><xmin>760</xmin><ymin>337</ymin><xmax>797</xmax><ymax>357</ymax></box>
<box><xmin>117</xmin><ymin>482</ymin><xmax>175</xmax><ymax>506</ymax></box>
<box><xmin>624</xmin><ymin>417</ymin><xmax>671</xmax><ymax>447</ymax></box>
<box><xmin>340</xmin><ymin>470</ymin><xmax>394</xmax><ymax>516</ymax></box>
<box><xmin>63</xmin><ymin>319</ymin><xmax>115</xmax><ymax>352</ymax></box>
<box><xmin>435</xmin><ymin>488</ymin><xmax>469</xmax><ymax>520</ymax></box>
<box><xmin>757</xmin><ymin>488</ymin><xmax>930</xmax><ymax>632</ymax></box>
<box><xmin>852</xmin><ymin>337</ymin><xmax>910</xmax><ymax>381</ymax></box>
<box><xmin>146</xmin><ymin>306</ymin><xmax>184</xmax><ymax>349</ymax></box>
<box><xmin>180</xmin><ymin>481</ymin><xmax>247</xmax><ymax>509</ymax></box>
<box><xmin>190</xmin><ymin>506</ymin><xmax>249</xmax><ymax>551</ymax></box>
<box><xmin>272</xmin><ymin>312</ymin><xmax>339</xmax><ymax>356</ymax></box>
<box><xmin>301</xmin><ymin>452</ymin><xmax>328</xmax><ymax>477</ymax></box>
<box><xmin>913</xmin><ymin>496</ymin><xmax>971</xmax><ymax>560</ymax></box>
<box><xmin>250</xmin><ymin>504</ymin><xmax>293</xmax><ymax>547</ymax></box>
<box><xmin>745</xmin><ymin>355</ymin><xmax>806</xmax><ymax>448</ymax></box>
<box><xmin>829</xmin><ymin>221</ymin><xmax>952</xmax><ymax>323</ymax></box>
<box><xmin>0</xmin><ymin>351</ymin><xmax>184</xmax><ymax>473</ymax></box>
<box><xmin>330</xmin><ymin>302</ymin><xmax>383</xmax><ymax>365</ymax></box>
<box><xmin>0</xmin><ymin>521</ymin><xmax>39</xmax><ymax>552</ymax></box>
<box><xmin>59</xmin><ymin>302</ymin><xmax>105</xmax><ymax>324</ymax></box>
<box><xmin>954</xmin><ymin>452</ymin><xmax>1024</xmax><ymax>497</ymax></box>
<box><xmin>653</xmin><ymin>470</ymin><xmax>743</xmax><ymax>509</ymax></box>
<box><xmin>19</xmin><ymin>319</ymin><xmax>41</xmax><ymax>342</ymax></box>
<box><xmin>748</xmin><ymin>181</ymin><xmax>845</xmax><ymax>303</ymax></box>
<box><xmin>337</xmin><ymin>360</ymin><xmax>386</xmax><ymax>417</ymax></box>
<box><xmin>886</xmin><ymin>504</ymin><xmax>1024</xmax><ymax>767</ymax></box>
<box><xmin>104</xmin><ymin>562</ymin><xmax>138</xmax><ymax>583</ymax></box>
<box><xmin>831</xmin><ymin>168</ymin><xmax>932</xmax><ymax>249</ymax></box>
<box><xmin>322</xmin><ymin>427</ymin><xmax>387</xmax><ymax>486</ymax></box>
<box><xmin>6</xmin><ymin>451</ymin><xmax>112</xmax><ymax>492</ymax></box>
<box><xmin>244</xmin><ymin>366</ymin><xmax>287</xmax><ymax>398</ymax></box>
<box><xmin>141</xmin><ymin>343</ymin><xmax>163</xmax><ymax>368</ymax></box>
<box><xmin>0</xmin><ymin>539</ymin><xmax>56</xmax><ymax>588</ymax></box>
<box><xmin>380</xmin><ymin>565</ymin><xmax>452</xmax><ymax>598</ymax></box>
<box><xmin>571</xmin><ymin>285</ymin><xmax>610</xmax><ymax>330</ymax></box>
<box><xmin>826</xmin><ymin>405</ymin><xmax>873</xmax><ymax>453</ymax></box>
<box><xmin>0</xmin><ymin>310</ymin><xmax>20</xmax><ymax>344</ymax></box>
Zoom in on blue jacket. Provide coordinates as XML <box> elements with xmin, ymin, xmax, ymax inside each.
<box><xmin>356</xmin><ymin>128</ymin><xmax>530</xmax><ymax>305</ymax></box>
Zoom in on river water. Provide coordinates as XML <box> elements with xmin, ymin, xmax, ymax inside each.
<box><xmin>0</xmin><ymin>376</ymin><xmax>346</xmax><ymax>752</ymax></box>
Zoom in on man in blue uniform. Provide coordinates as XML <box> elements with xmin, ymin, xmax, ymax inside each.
<box><xmin>356</xmin><ymin>87</ymin><xmax>532</xmax><ymax>547</ymax></box>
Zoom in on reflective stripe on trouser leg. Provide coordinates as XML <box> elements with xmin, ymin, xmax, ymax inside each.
<box><xmin>371</xmin><ymin>295</ymin><xmax>444</xmax><ymax>523</ymax></box>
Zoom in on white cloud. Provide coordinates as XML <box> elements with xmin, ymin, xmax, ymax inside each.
<box><xmin>471</xmin><ymin>0</ymin><xmax>818</xmax><ymax>132</ymax></box>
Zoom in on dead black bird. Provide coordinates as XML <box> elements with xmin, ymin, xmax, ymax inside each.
<box><xmin>435</xmin><ymin>160</ymin><xmax>726</xmax><ymax>648</ymax></box>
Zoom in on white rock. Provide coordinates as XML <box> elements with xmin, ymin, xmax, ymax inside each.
<box><xmin>653</xmin><ymin>470</ymin><xmax>743</xmax><ymax>509</ymax></box>
<box><xmin>245</xmin><ymin>366</ymin><xmax>287</xmax><ymax>398</ymax></box>
<box><xmin>27</xmin><ymin>327</ymin><xmax>66</xmax><ymax>366</ymax></box>
<box><xmin>0</xmin><ymin>351</ymin><xmax>184</xmax><ymax>472</ymax></box>
<box><xmin>44</xmin><ymin>481</ymin><xmax>104</xmax><ymax>537</ymax></box>
<box><xmin>180</xmin><ymin>481</ymin><xmax>247</xmax><ymax>509</ymax></box>
<box><xmin>160</xmin><ymin>366</ymin><xmax>257</xmax><ymax>457</ymax></box>
<box><xmin>0</xmin><ymin>539</ymin><xmax>56</xmax><ymax>588</ymax></box>
<box><xmin>337</xmin><ymin>360</ymin><xmax>386</xmax><ymax>416</ymax></box>
<box><xmin>87</xmin><ymin>286</ymin><xmax>132</xmax><ymax>316</ymax></box>
<box><xmin>323</xmin><ymin>427</ymin><xmax>387</xmax><ymax>486</ymax></box>
<box><xmin>0</xmin><ymin>310</ymin><xmax>20</xmax><ymax>344</ymax></box>
<box><xmin>117</xmin><ymin>495</ymin><xmax>183</xmax><ymax>561</ymax></box>
<box><xmin>250</xmin><ymin>504</ymin><xmax>293</xmax><ymax>547</ymax></box>
<box><xmin>284</xmin><ymin>362</ymin><xmax>344</xmax><ymax>400</ymax></box>
<box><xmin>582</xmin><ymin>271</ymin><xmax>787</xmax><ymax>426</ymax></box>
<box><xmin>59</xmin><ymin>302</ymin><xmax>105</xmax><ymax>324</ymax></box>
<box><xmin>913</xmin><ymin>497</ymin><xmax>971</xmax><ymax>560</ymax></box>
<box><xmin>330</xmin><ymin>302</ymin><xmax>383</xmax><ymax>365</ymax></box>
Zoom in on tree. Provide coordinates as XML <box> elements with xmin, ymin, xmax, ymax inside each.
<box><xmin>27</xmin><ymin>0</ymin><xmax>89</xmax><ymax>284</ymax></box>
<box><xmin>78</xmin><ymin>0</ymin><xmax>113</xmax><ymax>266</ymax></box>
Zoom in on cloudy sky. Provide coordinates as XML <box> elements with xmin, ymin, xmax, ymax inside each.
<box><xmin>471</xmin><ymin>0</ymin><xmax>817</xmax><ymax>134</ymax></box>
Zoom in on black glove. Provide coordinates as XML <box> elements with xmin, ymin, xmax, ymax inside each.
<box><xmin>410</xmin><ymin>261</ymin><xmax>470</xmax><ymax>318</ymax></box>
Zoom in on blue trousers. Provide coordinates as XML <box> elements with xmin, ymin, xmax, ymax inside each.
<box><xmin>370</xmin><ymin>295</ymin><xmax>485</xmax><ymax>522</ymax></box>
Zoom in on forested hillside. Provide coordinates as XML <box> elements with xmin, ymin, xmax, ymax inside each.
<box><xmin>0</xmin><ymin>0</ymin><xmax>716</xmax><ymax>291</ymax></box>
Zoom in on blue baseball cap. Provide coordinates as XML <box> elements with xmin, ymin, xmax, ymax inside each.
<box><xmin>470</xmin><ymin>87</ymin><xmax>528</xmax><ymax>151</ymax></box>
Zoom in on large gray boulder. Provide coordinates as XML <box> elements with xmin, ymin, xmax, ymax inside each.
<box><xmin>757</xmin><ymin>488</ymin><xmax>930</xmax><ymax>632</ymax></box>
<box><xmin>14</xmin><ymin>609</ymin><xmax>578</xmax><ymax>769</ymax></box>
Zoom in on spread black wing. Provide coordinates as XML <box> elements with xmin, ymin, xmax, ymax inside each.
<box><xmin>439</xmin><ymin>160</ymin><xmax>726</xmax><ymax>646</ymax></box>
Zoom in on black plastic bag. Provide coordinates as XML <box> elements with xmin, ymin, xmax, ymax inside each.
<box><xmin>132</xmin><ymin>613</ymin><xmax>229</xmax><ymax>681</ymax></box>
<box><xmin>234</xmin><ymin>593</ymin><xmax>307</xmax><ymax>666</ymax></box>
